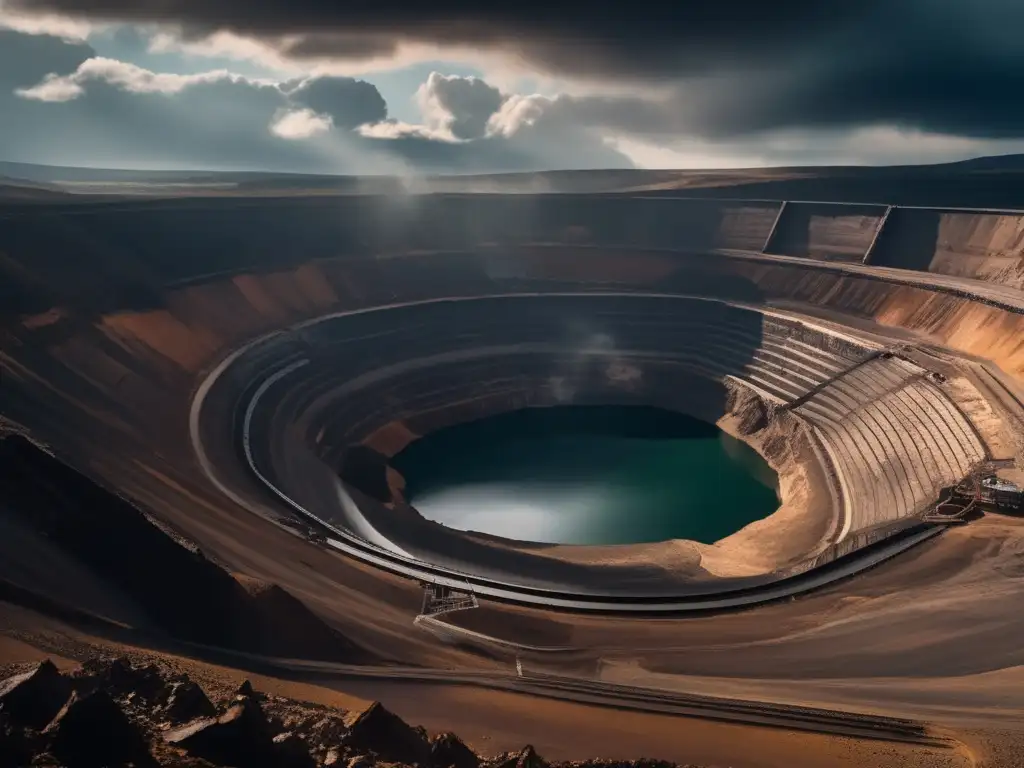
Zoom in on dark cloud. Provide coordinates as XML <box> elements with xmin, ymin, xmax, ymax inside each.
<box><xmin>8</xmin><ymin>0</ymin><xmax>1024</xmax><ymax>139</ymax></box>
<box><xmin>0</xmin><ymin>30</ymin><xmax>631</xmax><ymax>173</ymax></box>
<box><xmin>286</xmin><ymin>76</ymin><xmax>388</xmax><ymax>129</ymax></box>
<box><xmin>3</xmin><ymin>0</ymin><xmax>849</xmax><ymax>75</ymax></box>
<box><xmin>417</xmin><ymin>73</ymin><xmax>503</xmax><ymax>140</ymax></box>
<box><xmin>277</xmin><ymin>32</ymin><xmax>396</xmax><ymax>61</ymax></box>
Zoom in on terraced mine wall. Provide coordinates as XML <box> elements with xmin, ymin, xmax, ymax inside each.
<box><xmin>226</xmin><ymin>297</ymin><xmax>977</xmax><ymax>588</ymax></box>
<box><xmin>0</xmin><ymin>194</ymin><xmax>1020</xmax><ymax>577</ymax></box>
<box><xmin>867</xmin><ymin>206</ymin><xmax>1024</xmax><ymax>288</ymax></box>
<box><xmin>3</xmin><ymin>196</ymin><xmax>1024</xmax><ymax>438</ymax></box>
<box><xmin>763</xmin><ymin>201</ymin><xmax>888</xmax><ymax>263</ymax></box>
<box><xmin>3</xmin><ymin>189</ymin><xmax>1024</xmax><ymax>393</ymax></box>
<box><xmin>3</xmin><ymin>196</ymin><xmax>1023</xmax><ymax>320</ymax></box>
<box><xmin>225</xmin><ymin>293</ymin><xmax>980</xmax><ymax>556</ymax></box>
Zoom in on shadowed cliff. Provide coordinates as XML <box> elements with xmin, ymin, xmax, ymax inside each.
<box><xmin>0</xmin><ymin>433</ymin><xmax>374</xmax><ymax>663</ymax></box>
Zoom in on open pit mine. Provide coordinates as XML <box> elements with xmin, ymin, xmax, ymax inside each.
<box><xmin>2</xmin><ymin>190</ymin><xmax>1024</xmax><ymax>767</ymax></box>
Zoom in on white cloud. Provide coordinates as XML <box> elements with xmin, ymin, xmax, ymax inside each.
<box><xmin>0</xmin><ymin>28</ymin><xmax>631</xmax><ymax>173</ymax></box>
<box><xmin>269</xmin><ymin>107</ymin><xmax>333</xmax><ymax>139</ymax></box>
<box><xmin>415</xmin><ymin>72</ymin><xmax>504</xmax><ymax>140</ymax></box>
<box><xmin>15</xmin><ymin>72</ymin><xmax>84</xmax><ymax>101</ymax></box>
<box><xmin>357</xmin><ymin>120</ymin><xmax>450</xmax><ymax>141</ymax></box>
<box><xmin>147</xmin><ymin>29</ymin><xmax>306</xmax><ymax>74</ymax></box>
<box><xmin>0</xmin><ymin>1</ymin><xmax>96</xmax><ymax>39</ymax></box>
<box><xmin>487</xmin><ymin>93</ymin><xmax>553</xmax><ymax>136</ymax></box>
<box><xmin>15</xmin><ymin>56</ymin><xmax>278</xmax><ymax>102</ymax></box>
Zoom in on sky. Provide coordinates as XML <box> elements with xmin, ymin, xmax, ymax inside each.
<box><xmin>2</xmin><ymin>0</ymin><xmax>1024</xmax><ymax>175</ymax></box>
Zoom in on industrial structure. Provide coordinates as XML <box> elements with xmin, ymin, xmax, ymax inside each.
<box><xmin>419</xmin><ymin>582</ymin><xmax>479</xmax><ymax>618</ymax></box>
<box><xmin>925</xmin><ymin>460</ymin><xmax>1023</xmax><ymax>523</ymax></box>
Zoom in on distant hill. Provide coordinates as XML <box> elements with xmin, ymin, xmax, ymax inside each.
<box><xmin>2</xmin><ymin>152</ymin><xmax>1024</xmax><ymax>207</ymax></box>
<box><xmin>929</xmin><ymin>154</ymin><xmax>1024</xmax><ymax>172</ymax></box>
<box><xmin>0</xmin><ymin>174</ymin><xmax>71</xmax><ymax>201</ymax></box>
<box><xmin>0</xmin><ymin>160</ymin><xmax>346</xmax><ymax>184</ymax></box>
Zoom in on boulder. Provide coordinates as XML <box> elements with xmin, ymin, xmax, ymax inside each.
<box><xmin>431</xmin><ymin>732</ymin><xmax>480</xmax><ymax>768</ymax></box>
<box><xmin>164</xmin><ymin>696</ymin><xmax>276</xmax><ymax>768</ymax></box>
<box><xmin>273</xmin><ymin>731</ymin><xmax>316</xmax><ymax>768</ymax></box>
<box><xmin>43</xmin><ymin>689</ymin><xmax>154</xmax><ymax>768</ymax></box>
<box><xmin>0</xmin><ymin>660</ymin><xmax>72</xmax><ymax>729</ymax></box>
<box><xmin>341</xmin><ymin>701</ymin><xmax>430</xmax><ymax>765</ymax></box>
<box><xmin>489</xmin><ymin>746</ymin><xmax>548</xmax><ymax>768</ymax></box>
<box><xmin>237</xmin><ymin>679</ymin><xmax>257</xmax><ymax>697</ymax></box>
<box><xmin>127</xmin><ymin>663</ymin><xmax>168</xmax><ymax>703</ymax></box>
<box><xmin>162</xmin><ymin>680</ymin><xmax>216</xmax><ymax>723</ymax></box>
<box><xmin>516</xmin><ymin>746</ymin><xmax>548</xmax><ymax>768</ymax></box>
<box><xmin>73</xmin><ymin>658</ymin><xmax>166</xmax><ymax>704</ymax></box>
<box><xmin>345</xmin><ymin>756</ymin><xmax>373</xmax><ymax>768</ymax></box>
<box><xmin>97</xmin><ymin>658</ymin><xmax>138</xmax><ymax>694</ymax></box>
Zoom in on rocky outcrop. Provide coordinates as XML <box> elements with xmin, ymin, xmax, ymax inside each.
<box><xmin>0</xmin><ymin>659</ymin><xmax>72</xmax><ymax>730</ymax></box>
<box><xmin>431</xmin><ymin>732</ymin><xmax>480</xmax><ymax>768</ymax></box>
<box><xmin>0</xmin><ymin>654</ymin><xmax>705</xmax><ymax>768</ymax></box>
<box><xmin>489</xmin><ymin>745</ymin><xmax>549</xmax><ymax>768</ymax></box>
<box><xmin>341</xmin><ymin>701</ymin><xmax>431</xmax><ymax>765</ymax></box>
<box><xmin>44</xmin><ymin>689</ymin><xmax>155</xmax><ymax>768</ymax></box>
<box><xmin>164</xmin><ymin>697</ymin><xmax>277</xmax><ymax>767</ymax></box>
<box><xmin>162</xmin><ymin>680</ymin><xmax>216</xmax><ymax>723</ymax></box>
<box><xmin>80</xmin><ymin>658</ymin><xmax>167</xmax><ymax>703</ymax></box>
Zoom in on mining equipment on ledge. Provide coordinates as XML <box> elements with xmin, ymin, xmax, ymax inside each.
<box><xmin>981</xmin><ymin>476</ymin><xmax>1024</xmax><ymax>512</ymax></box>
<box><xmin>419</xmin><ymin>582</ymin><xmax>479</xmax><ymax>618</ymax></box>
<box><xmin>924</xmin><ymin>460</ymin><xmax>1023</xmax><ymax>523</ymax></box>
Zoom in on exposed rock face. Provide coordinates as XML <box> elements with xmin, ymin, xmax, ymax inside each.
<box><xmin>163</xmin><ymin>680</ymin><xmax>217</xmax><ymax>723</ymax></box>
<box><xmin>0</xmin><ymin>660</ymin><xmax>72</xmax><ymax>730</ymax></box>
<box><xmin>489</xmin><ymin>745</ymin><xmax>549</xmax><ymax>768</ymax></box>
<box><xmin>1</xmin><ymin>656</ymin><xmax>702</xmax><ymax>768</ymax></box>
<box><xmin>342</xmin><ymin>701</ymin><xmax>431</xmax><ymax>765</ymax></box>
<box><xmin>44</xmin><ymin>689</ymin><xmax>155</xmax><ymax>768</ymax></box>
<box><xmin>164</xmin><ymin>697</ymin><xmax>275</xmax><ymax>767</ymax></box>
<box><xmin>727</xmin><ymin>385</ymin><xmax>771</xmax><ymax>436</ymax></box>
<box><xmin>431</xmin><ymin>732</ymin><xmax>481</xmax><ymax>768</ymax></box>
<box><xmin>86</xmin><ymin>658</ymin><xmax>167</xmax><ymax>703</ymax></box>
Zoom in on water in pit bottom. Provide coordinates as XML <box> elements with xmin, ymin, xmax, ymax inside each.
<box><xmin>390</xmin><ymin>405</ymin><xmax>779</xmax><ymax>546</ymax></box>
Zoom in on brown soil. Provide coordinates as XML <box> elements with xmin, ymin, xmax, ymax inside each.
<box><xmin>0</xmin><ymin>605</ymin><xmax>984</xmax><ymax>768</ymax></box>
<box><xmin>3</xmin><ymin>181</ymin><xmax>1024</xmax><ymax>767</ymax></box>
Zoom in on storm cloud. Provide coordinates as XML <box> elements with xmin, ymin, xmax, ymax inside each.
<box><xmin>6</xmin><ymin>0</ymin><xmax>1024</xmax><ymax>139</ymax></box>
<box><xmin>0</xmin><ymin>29</ymin><xmax>631</xmax><ymax>173</ymax></box>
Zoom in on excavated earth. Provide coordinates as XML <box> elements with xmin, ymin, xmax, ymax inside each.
<box><xmin>2</xmin><ymin>185</ymin><xmax>1024</xmax><ymax>766</ymax></box>
<box><xmin>2</xmin><ymin>656</ymin><xmax>654</xmax><ymax>768</ymax></box>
